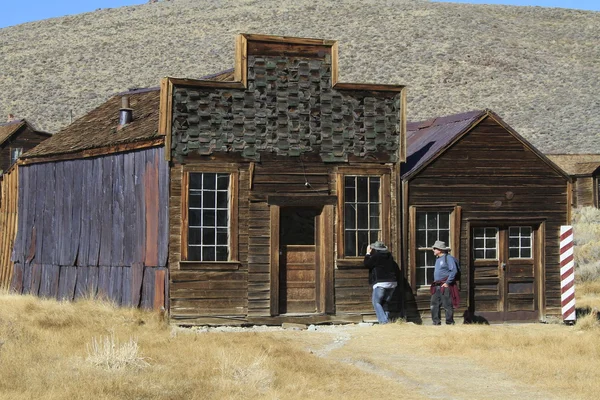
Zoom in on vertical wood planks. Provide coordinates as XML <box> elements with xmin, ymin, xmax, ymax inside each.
<box><xmin>69</xmin><ymin>160</ymin><xmax>83</xmax><ymax>266</ymax></box>
<box><xmin>1</xmin><ymin>168</ymin><xmax>19</xmax><ymax>288</ymax></box>
<box><xmin>99</xmin><ymin>156</ymin><xmax>113</xmax><ymax>266</ymax></box>
<box><xmin>157</xmin><ymin>147</ymin><xmax>169</xmax><ymax>267</ymax></box>
<box><xmin>111</xmin><ymin>154</ymin><xmax>125</xmax><ymax>266</ymax></box>
<box><xmin>86</xmin><ymin>157</ymin><xmax>103</xmax><ymax>266</ymax></box>
<box><xmin>133</xmin><ymin>150</ymin><xmax>147</xmax><ymax>265</ymax></box>
<box><xmin>144</xmin><ymin>149</ymin><xmax>160</xmax><ymax>267</ymax></box>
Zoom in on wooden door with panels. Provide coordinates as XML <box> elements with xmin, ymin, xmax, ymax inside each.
<box><xmin>278</xmin><ymin>207</ymin><xmax>320</xmax><ymax>314</ymax></box>
<box><xmin>470</xmin><ymin>223</ymin><xmax>541</xmax><ymax>322</ymax></box>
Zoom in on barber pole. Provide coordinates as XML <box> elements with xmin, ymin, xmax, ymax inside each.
<box><xmin>560</xmin><ymin>226</ymin><xmax>576</xmax><ymax>323</ymax></box>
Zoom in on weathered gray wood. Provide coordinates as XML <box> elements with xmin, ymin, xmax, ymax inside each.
<box><xmin>9</xmin><ymin>263</ymin><xmax>23</xmax><ymax>294</ymax></box>
<box><xmin>87</xmin><ymin>158</ymin><xmax>103</xmax><ymax>267</ymax></box>
<box><xmin>131</xmin><ymin>262</ymin><xmax>144</xmax><ymax>307</ymax></box>
<box><xmin>98</xmin><ymin>156</ymin><xmax>113</xmax><ymax>266</ymax></box>
<box><xmin>140</xmin><ymin>267</ymin><xmax>155</xmax><ymax>309</ymax></box>
<box><xmin>57</xmin><ymin>266</ymin><xmax>77</xmax><ymax>301</ymax></box>
<box><xmin>97</xmin><ymin>265</ymin><xmax>111</xmax><ymax>300</ymax></box>
<box><xmin>158</xmin><ymin>147</ymin><xmax>169</xmax><ymax>268</ymax></box>
<box><xmin>74</xmin><ymin>266</ymin><xmax>89</xmax><ymax>299</ymax></box>
<box><xmin>41</xmin><ymin>164</ymin><xmax>56</xmax><ymax>264</ymax></box>
<box><xmin>33</xmin><ymin>165</ymin><xmax>46</xmax><ymax>264</ymax></box>
<box><xmin>69</xmin><ymin>159</ymin><xmax>83</xmax><ymax>266</ymax></box>
<box><xmin>30</xmin><ymin>263</ymin><xmax>42</xmax><ymax>296</ymax></box>
<box><xmin>121</xmin><ymin>266</ymin><xmax>133</xmax><ymax>307</ymax></box>
<box><xmin>77</xmin><ymin>160</ymin><xmax>92</xmax><ymax>266</ymax></box>
<box><xmin>111</xmin><ymin>154</ymin><xmax>125</xmax><ymax>266</ymax></box>
<box><xmin>54</xmin><ymin>162</ymin><xmax>65</xmax><ymax>266</ymax></box>
<box><xmin>109</xmin><ymin>266</ymin><xmax>122</xmax><ymax>305</ymax></box>
<box><xmin>133</xmin><ymin>150</ymin><xmax>146</xmax><ymax>264</ymax></box>
<box><xmin>123</xmin><ymin>152</ymin><xmax>136</xmax><ymax>267</ymax></box>
<box><xmin>21</xmin><ymin>262</ymin><xmax>32</xmax><ymax>294</ymax></box>
<box><xmin>144</xmin><ymin>149</ymin><xmax>160</xmax><ymax>267</ymax></box>
<box><xmin>86</xmin><ymin>266</ymin><xmax>99</xmax><ymax>297</ymax></box>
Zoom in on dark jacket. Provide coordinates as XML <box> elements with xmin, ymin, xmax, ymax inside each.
<box><xmin>364</xmin><ymin>250</ymin><xmax>399</xmax><ymax>285</ymax></box>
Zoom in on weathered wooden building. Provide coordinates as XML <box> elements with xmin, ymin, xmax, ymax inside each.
<box><xmin>10</xmin><ymin>89</ymin><xmax>170</xmax><ymax>308</ymax></box>
<box><xmin>0</xmin><ymin>118</ymin><xmax>51</xmax><ymax>175</ymax></box>
<box><xmin>159</xmin><ymin>34</ymin><xmax>406</xmax><ymax>324</ymax></box>
<box><xmin>547</xmin><ymin>154</ymin><xmax>600</xmax><ymax>209</ymax></box>
<box><xmin>401</xmin><ymin>110</ymin><xmax>571</xmax><ymax>322</ymax></box>
<box><xmin>6</xmin><ymin>34</ymin><xmax>573</xmax><ymax>325</ymax></box>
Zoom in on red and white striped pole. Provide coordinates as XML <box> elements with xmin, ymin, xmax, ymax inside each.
<box><xmin>560</xmin><ymin>226</ymin><xmax>576</xmax><ymax>324</ymax></box>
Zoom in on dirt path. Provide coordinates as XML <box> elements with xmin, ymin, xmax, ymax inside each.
<box><xmin>299</xmin><ymin>325</ymin><xmax>562</xmax><ymax>400</ymax></box>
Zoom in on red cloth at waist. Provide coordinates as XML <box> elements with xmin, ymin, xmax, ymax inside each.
<box><xmin>430</xmin><ymin>277</ymin><xmax>460</xmax><ymax>308</ymax></box>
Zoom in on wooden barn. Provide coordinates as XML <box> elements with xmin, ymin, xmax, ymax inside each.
<box><xmin>0</xmin><ymin>117</ymin><xmax>51</xmax><ymax>175</ymax></box>
<box><xmin>547</xmin><ymin>154</ymin><xmax>600</xmax><ymax>209</ymax></box>
<box><xmin>159</xmin><ymin>34</ymin><xmax>406</xmax><ymax>325</ymax></box>
<box><xmin>401</xmin><ymin>110</ymin><xmax>571</xmax><ymax>323</ymax></box>
<box><xmin>10</xmin><ymin>88</ymin><xmax>170</xmax><ymax>308</ymax></box>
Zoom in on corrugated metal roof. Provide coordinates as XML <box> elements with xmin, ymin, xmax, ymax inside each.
<box><xmin>402</xmin><ymin>110</ymin><xmax>484</xmax><ymax>178</ymax></box>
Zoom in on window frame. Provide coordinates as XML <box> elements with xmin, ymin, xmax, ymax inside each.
<box><xmin>336</xmin><ymin>167</ymin><xmax>391</xmax><ymax>266</ymax></box>
<box><xmin>10</xmin><ymin>147</ymin><xmax>23</xmax><ymax>165</ymax></box>
<box><xmin>180</xmin><ymin>165</ymin><xmax>238</xmax><ymax>263</ymax></box>
<box><xmin>409</xmin><ymin>205</ymin><xmax>461</xmax><ymax>290</ymax></box>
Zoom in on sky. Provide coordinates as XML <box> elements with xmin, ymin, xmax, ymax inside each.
<box><xmin>0</xmin><ymin>0</ymin><xmax>598</xmax><ymax>29</ymax></box>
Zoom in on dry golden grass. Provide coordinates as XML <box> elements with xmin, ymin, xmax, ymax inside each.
<box><xmin>0</xmin><ymin>293</ymin><xmax>420</xmax><ymax>400</ymax></box>
<box><xmin>1</xmin><ymin>290</ymin><xmax>599</xmax><ymax>399</ymax></box>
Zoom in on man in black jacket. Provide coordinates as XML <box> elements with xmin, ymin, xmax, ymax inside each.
<box><xmin>364</xmin><ymin>241</ymin><xmax>400</xmax><ymax>324</ymax></box>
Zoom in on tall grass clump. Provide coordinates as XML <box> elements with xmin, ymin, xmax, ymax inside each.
<box><xmin>571</xmin><ymin>206</ymin><xmax>600</xmax><ymax>312</ymax></box>
<box><xmin>86</xmin><ymin>332</ymin><xmax>150</xmax><ymax>371</ymax></box>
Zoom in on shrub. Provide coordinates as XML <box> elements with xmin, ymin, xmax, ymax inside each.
<box><xmin>86</xmin><ymin>332</ymin><xmax>149</xmax><ymax>371</ymax></box>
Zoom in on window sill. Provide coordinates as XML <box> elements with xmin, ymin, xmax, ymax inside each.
<box><xmin>336</xmin><ymin>259</ymin><xmax>365</xmax><ymax>269</ymax></box>
<box><xmin>179</xmin><ymin>261</ymin><xmax>241</xmax><ymax>270</ymax></box>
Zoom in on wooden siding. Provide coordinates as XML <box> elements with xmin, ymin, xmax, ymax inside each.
<box><xmin>169</xmin><ymin>163</ymin><xmax>250</xmax><ymax>322</ymax></box>
<box><xmin>9</xmin><ymin>147</ymin><xmax>169</xmax><ymax>309</ymax></box>
<box><xmin>170</xmin><ymin>156</ymin><xmax>401</xmax><ymax>324</ymax></box>
<box><xmin>573</xmin><ymin>176</ymin><xmax>595</xmax><ymax>207</ymax></box>
<box><xmin>0</xmin><ymin>168</ymin><xmax>18</xmax><ymax>289</ymax></box>
<box><xmin>405</xmin><ymin>117</ymin><xmax>569</xmax><ymax>320</ymax></box>
<box><xmin>0</xmin><ymin>125</ymin><xmax>50</xmax><ymax>173</ymax></box>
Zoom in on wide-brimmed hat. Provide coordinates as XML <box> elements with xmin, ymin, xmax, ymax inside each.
<box><xmin>432</xmin><ymin>240</ymin><xmax>451</xmax><ymax>251</ymax></box>
<box><xmin>370</xmin><ymin>241</ymin><xmax>389</xmax><ymax>252</ymax></box>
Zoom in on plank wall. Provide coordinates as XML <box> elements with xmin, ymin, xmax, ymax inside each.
<box><xmin>9</xmin><ymin>147</ymin><xmax>169</xmax><ymax>309</ymax></box>
<box><xmin>405</xmin><ymin>117</ymin><xmax>569</xmax><ymax>318</ymax></box>
<box><xmin>169</xmin><ymin>156</ymin><xmax>400</xmax><ymax>324</ymax></box>
<box><xmin>0</xmin><ymin>168</ymin><xmax>18</xmax><ymax>289</ymax></box>
<box><xmin>0</xmin><ymin>126</ymin><xmax>50</xmax><ymax>173</ymax></box>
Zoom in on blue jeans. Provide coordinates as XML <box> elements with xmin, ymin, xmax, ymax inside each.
<box><xmin>372</xmin><ymin>286</ymin><xmax>396</xmax><ymax>324</ymax></box>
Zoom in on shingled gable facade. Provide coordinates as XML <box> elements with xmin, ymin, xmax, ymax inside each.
<box><xmin>401</xmin><ymin>110</ymin><xmax>570</xmax><ymax>323</ymax></box>
<box><xmin>159</xmin><ymin>34</ymin><xmax>406</xmax><ymax>324</ymax></box>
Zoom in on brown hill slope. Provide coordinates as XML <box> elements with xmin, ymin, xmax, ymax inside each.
<box><xmin>0</xmin><ymin>0</ymin><xmax>598</xmax><ymax>153</ymax></box>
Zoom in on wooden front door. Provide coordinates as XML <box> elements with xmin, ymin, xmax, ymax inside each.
<box><xmin>470</xmin><ymin>224</ymin><xmax>539</xmax><ymax>322</ymax></box>
<box><xmin>279</xmin><ymin>208</ymin><xmax>320</xmax><ymax>314</ymax></box>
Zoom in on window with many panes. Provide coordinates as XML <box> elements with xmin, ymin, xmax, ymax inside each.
<box><xmin>472</xmin><ymin>227</ymin><xmax>498</xmax><ymax>260</ymax></box>
<box><xmin>187</xmin><ymin>172</ymin><xmax>230</xmax><ymax>261</ymax></box>
<box><xmin>343</xmin><ymin>176</ymin><xmax>381</xmax><ymax>257</ymax></box>
<box><xmin>509</xmin><ymin>226</ymin><xmax>532</xmax><ymax>259</ymax></box>
<box><xmin>416</xmin><ymin>211</ymin><xmax>450</xmax><ymax>286</ymax></box>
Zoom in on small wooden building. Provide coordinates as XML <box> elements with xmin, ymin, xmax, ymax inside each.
<box><xmin>547</xmin><ymin>154</ymin><xmax>600</xmax><ymax>209</ymax></box>
<box><xmin>159</xmin><ymin>34</ymin><xmax>406</xmax><ymax>325</ymax></box>
<box><xmin>10</xmin><ymin>89</ymin><xmax>170</xmax><ymax>308</ymax></box>
<box><xmin>401</xmin><ymin>110</ymin><xmax>571</xmax><ymax>323</ymax></box>
<box><xmin>0</xmin><ymin>118</ymin><xmax>51</xmax><ymax>175</ymax></box>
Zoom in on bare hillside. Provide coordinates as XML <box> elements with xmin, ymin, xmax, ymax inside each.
<box><xmin>0</xmin><ymin>0</ymin><xmax>598</xmax><ymax>153</ymax></box>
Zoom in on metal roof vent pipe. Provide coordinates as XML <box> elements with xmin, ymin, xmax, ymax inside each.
<box><xmin>118</xmin><ymin>96</ymin><xmax>133</xmax><ymax>130</ymax></box>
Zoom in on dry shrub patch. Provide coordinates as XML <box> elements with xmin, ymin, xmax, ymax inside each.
<box><xmin>0</xmin><ymin>294</ymin><xmax>412</xmax><ymax>399</ymax></box>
